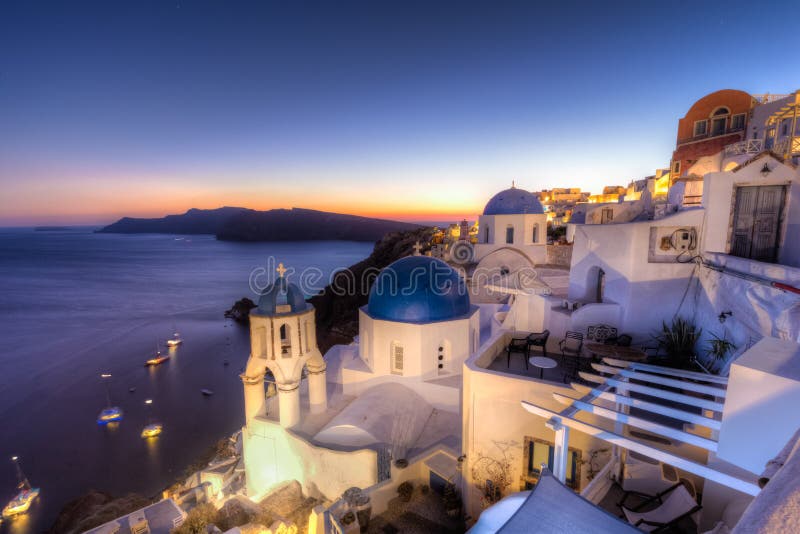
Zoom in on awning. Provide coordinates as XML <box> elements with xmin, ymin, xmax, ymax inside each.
<box><xmin>479</xmin><ymin>469</ymin><xmax>639</xmax><ymax>533</ymax></box>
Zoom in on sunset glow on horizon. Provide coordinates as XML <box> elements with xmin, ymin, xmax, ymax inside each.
<box><xmin>2</xmin><ymin>1</ymin><xmax>798</xmax><ymax>226</ymax></box>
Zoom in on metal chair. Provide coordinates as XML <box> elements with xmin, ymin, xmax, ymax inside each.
<box><xmin>559</xmin><ymin>331</ymin><xmax>584</xmax><ymax>382</ymax></box>
<box><xmin>506</xmin><ymin>336</ymin><xmax>531</xmax><ymax>370</ymax></box>
<box><xmin>528</xmin><ymin>330</ymin><xmax>550</xmax><ymax>358</ymax></box>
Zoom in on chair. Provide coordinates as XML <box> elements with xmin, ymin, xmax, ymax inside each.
<box><xmin>587</xmin><ymin>324</ymin><xmax>618</xmax><ymax>344</ymax></box>
<box><xmin>559</xmin><ymin>331</ymin><xmax>584</xmax><ymax>382</ymax></box>
<box><xmin>506</xmin><ymin>331</ymin><xmax>550</xmax><ymax>369</ymax></box>
<box><xmin>617</xmin><ymin>452</ymin><xmax>681</xmax><ymax>508</ymax></box>
<box><xmin>621</xmin><ymin>482</ymin><xmax>701</xmax><ymax>533</ymax></box>
<box><xmin>528</xmin><ymin>330</ymin><xmax>550</xmax><ymax>358</ymax></box>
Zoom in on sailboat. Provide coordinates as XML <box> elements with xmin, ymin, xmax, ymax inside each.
<box><xmin>145</xmin><ymin>341</ymin><xmax>169</xmax><ymax>366</ymax></box>
<box><xmin>96</xmin><ymin>373</ymin><xmax>123</xmax><ymax>424</ymax></box>
<box><xmin>2</xmin><ymin>456</ymin><xmax>39</xmax><ymax>519</ymax></box>
<box><xmin>140</xmin><ymin>399</ymin><xmax>163</xmax><ymax>438</ymax></box>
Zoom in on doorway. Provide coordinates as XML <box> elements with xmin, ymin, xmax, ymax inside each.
<box><xmin>731</xmin><ymin>185</ymin><xmax>786</xmax><ymax>263</ymax></box>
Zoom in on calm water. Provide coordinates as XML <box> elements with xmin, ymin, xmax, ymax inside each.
<box><xmin>0</xmin><ymin>228</ymin><xmax>371</xmax><ymax>533</ymax></box>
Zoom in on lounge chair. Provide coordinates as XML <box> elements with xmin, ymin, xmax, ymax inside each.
<box><xmin>621</xmin><ymin>482</ymin><xmax>701</xmax><ymax>533</ymax></box>
<box><xmin>617</xmin><ymin>451</ymin><xmax>683</xmax><ymax>507</ymax></box>
<box><xmin>559</xmin><ymin>331</ymin><xmax>584</xmax><ymax>382</ymax></box>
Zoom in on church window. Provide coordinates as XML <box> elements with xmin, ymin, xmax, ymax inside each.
<box><xmin>505</xmin><ymin>225</ymin><xmax>514</xmax><ymax>244</ymax></box>
<box><xmin>484</xmin><ymin>226</ymin><xmax>489</xmax><ymax>243</ymax></box>
<box><xmin>391</xmin><ymin>342</ymin><xmax>403</xmax><ymax>375</ymax></box>
<box><xmin>532</xmin><ymin>223</ymin><xmax>539</xmax><ymax>243</ymax></box>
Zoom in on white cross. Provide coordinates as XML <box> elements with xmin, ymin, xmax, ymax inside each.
<box><xmin>276</xmin><ymin>262</ymin><xmax>287</xmax><ymax>278</ymax></box>
<box><xmin>412</xmin><ymin>241</ymin><xmax>423</xmax><ymax>256</ymax></box>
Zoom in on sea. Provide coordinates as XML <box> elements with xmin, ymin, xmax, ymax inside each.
<box><xmin>0</xmin><ymin>228</ymin><xmax>372</xmax><ymax>533</ymax></box>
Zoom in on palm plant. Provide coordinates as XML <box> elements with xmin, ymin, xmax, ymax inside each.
<box><xmin>654</xmin><ymin>317</ymin><xmax>701</xmax><ymax>369</ymax></box>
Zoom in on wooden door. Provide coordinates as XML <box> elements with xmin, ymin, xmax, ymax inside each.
<box><xmin>731</xmin><ymin>185</ymin><xmax>785</xmax><ymax>262</ymax></box>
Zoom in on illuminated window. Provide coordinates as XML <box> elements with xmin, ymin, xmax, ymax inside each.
<box><xmin>523</xmin><ymin>437</ymin><xmax>581</xmax><ymax>490</ymax></box>
<box><xmin>731</xmin><ymin>114</ymin><xmax>745</xmax><ymax>130</ymax></box>
<box><xmin>694</xmin><ymin>120</ymin><xmax>708</xmax><ymax>137</ymax></box>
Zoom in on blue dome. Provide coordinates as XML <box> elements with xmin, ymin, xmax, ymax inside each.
<box><xmin>367</xmin><ymin>256</ymin><xmax>472</xmax><ymax>323</ymax></box>
<box><xmin>255</xmin><ymin>277</ymin><xmax>307</xmax><ymax>315</ymax></box>
<box><xmin>483</xmin><ymin>187</ymin><xmax>544</xmax><ymax>215</ymax></box>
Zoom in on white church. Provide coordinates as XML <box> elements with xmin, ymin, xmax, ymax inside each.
<box><xmin>237</xmin><ymin>163</ymin><xmax>800</xmax><ymax>533</ymax></box>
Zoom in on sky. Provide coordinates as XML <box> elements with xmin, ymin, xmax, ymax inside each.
<box><xmin>1</xmin><ymin>0</ymin><xmax>798</xmax><ymax>226</ymax></box>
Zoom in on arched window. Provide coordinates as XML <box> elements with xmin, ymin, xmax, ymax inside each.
<box><xmin>280</xmin><ymin>323</ymin><xmax>292</xmax><ymax>357</ymax></box>
<box><xmin>711</xmin><ymin>107</ymin><xmax>730</xmax><ymax>136</ymax></box>
<box><xmin>532</xmin><ymin>223</ymin><xmax>540</xmax><ymax>243</ymax></box>
<box><xmin>506</xmin><ymin>225</ymin><xmax>514</xmax><ymax>244</ymax></box>
<box><xmin>390</xmin><ymin>342</ymin><xmax>403</xmax><ymax>375</ymax></box>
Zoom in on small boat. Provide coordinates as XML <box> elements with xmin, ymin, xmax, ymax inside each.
<box><xmin>129</xmin><ymin>387</ymin><xmax>136</xmax><ymax>393</ymax></box>
<box><xmin>145</xmin><ymin>342</ymin><xmax>169</xmax><ymax>366</ymax></box>
<box><xmin>166</xmin><ymin>331</ymin><xmax>182</xmax><ymax>347</ymax></box>
<box><xmin>3</xmin><ymin>457</ymin><xmax>39</xmax><ymax>519</ymax></box>
<box><xmin>223</xmin><ymin>359</ymin><xmax>229</xmax><ymax>366</ymax></box>
<box><xmin>98</xmin><ymin>374</ymin><xmax>123</xmax><ymax>424</ymax></box>
<box><xmin>97</xmin><ymin>406</ymin><xmax>124</xmax><ymax>424</ymax></box>
<box><xmin>145</xmin><ymin>355</ymin><xmax>169</xmax><ymax>366</ymax></box>
<box><xmin>141</xmin><ymin>423</ymin><xmax>163</xmax><ymax>438</ymax></box>
<box><xmin>201</xmin><ymin>389</ymin><xmax>214</xmax><ymax>396</ymax></box>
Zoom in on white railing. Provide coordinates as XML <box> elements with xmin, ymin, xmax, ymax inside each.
<box><xmin>724</xmin><ymin>139</ymin><xmax>763</xmax><ymax>156</ymax></box>
<box><xmin>753</xmin><ymin>93</ymin><xmax>790</xmax><ymax>104</ymax></box>
<box><xmin>773</xmin><ymin>137</ymin><xmax>800</xmax><ymax>155</ymax></box>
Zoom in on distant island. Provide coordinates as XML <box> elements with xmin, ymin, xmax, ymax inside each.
<box><xmin>97</xmin><ymin>207</ymin><xmax>422</xmax><ymax>242</ymax></box>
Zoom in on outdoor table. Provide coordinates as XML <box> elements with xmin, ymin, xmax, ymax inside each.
<box><xmin>585</xmin><ymin>343</ymin><xmax>648</xmax><ymax>362</ymax></box>
<box><xmin>529</xmin><ymin>356</ymin><xmax>558</xmax><ymax>379</ymax></box>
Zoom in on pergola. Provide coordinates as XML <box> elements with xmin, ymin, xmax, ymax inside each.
<box><xmin>520</xmin><ymin>357</ymin><xmax>762</xmax><ymax>497</ymax></box>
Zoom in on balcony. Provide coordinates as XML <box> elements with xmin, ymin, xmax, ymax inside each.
<box><xmin>773</xmin><ymin>136</ymin><xmax>800</xmax><ymax>156</ymax></box>
<box><xmin>724</xmin><ymin>139</ymin><xmax>763</xmax><ymax>156</ymax></box>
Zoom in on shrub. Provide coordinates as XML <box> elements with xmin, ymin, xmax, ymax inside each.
<box><xmin>397</xmin><ymin>481</ymin><xmax>413</xmax><ymax>502</ymax></box>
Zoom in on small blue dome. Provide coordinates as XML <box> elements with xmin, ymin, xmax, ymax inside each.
<box><xmin>367</xmin><ymin>256</ymin><xmax>471</xmax><ymax>323</ymax></box>
<box><xmin>256</xmin><ymin>278</ymin><xmax>307</xmax><ymax>315</ymax></box>
<box><xmin>483</xmin><ymin>187</ymin><xmax>544</xmax><ymax>215</ymax></box>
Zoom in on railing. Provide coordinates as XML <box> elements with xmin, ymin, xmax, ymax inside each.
<box><xmin>773</xmin><ymin>137</ymin><xmax>800</xmax><ymax>155</ymax></box>
<box><xmin>753</xmin><ymin>93</ymin><xmax>790</xmax><ymax>104</ymax></box>
<box><xmin>724</xmin><ymin>139</ymin><xmax>764</xmax><ymax>156</ymax></box>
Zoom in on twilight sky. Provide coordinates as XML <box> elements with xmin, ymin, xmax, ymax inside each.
<box><xmin>1</xmin><ymin>0</ymin><xmax>798</xmax><ymax>225</ymax></box>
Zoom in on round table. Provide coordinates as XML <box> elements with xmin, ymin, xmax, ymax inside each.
<box><xmin>529</xmin><ymin>356</ymin><xmax>557</xmax><ymax>379</ymax></box>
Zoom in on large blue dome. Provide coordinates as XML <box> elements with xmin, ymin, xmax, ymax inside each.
<box><xmin>367</xmin><ymin>256</ymin><xmax>472</xmax><ymax>323</ymax></box>
<box><xmin>483</xmin><ymin>187</ymin><xmax>544</xmax><ymax>215</ymax></box>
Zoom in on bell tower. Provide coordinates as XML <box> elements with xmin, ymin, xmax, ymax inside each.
<box><xmin>241</xmin><ymin>263</ymin><xmax>327</xmax><ymax>429</ymax></box>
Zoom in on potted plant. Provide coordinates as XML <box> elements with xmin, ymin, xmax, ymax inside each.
<box><xmin>397</xmin><ymin>481</ymin><xmax>413</xmax><ymax>502</ymax></box>
<box><xmin>705</xmin><ymin>333</ymin><xmax>736</xmax><ymax>374</ymax></box>
<box><xmin>653</xmin><ymin>317</ymin><xmax>701</xmax><ymax>369</ymax></box>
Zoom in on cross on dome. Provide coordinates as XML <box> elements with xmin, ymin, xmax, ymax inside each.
<box><xmin>412</xmin><ymin>242</ymin><xmax>423</xmax><ymax>256</ymax></box>
<box><xmin>276</xmin><ymin>262</ymin><xmax>287</xmax><ymax>278</ymax></box>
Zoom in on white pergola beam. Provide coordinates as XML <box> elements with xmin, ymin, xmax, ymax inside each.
<box><xmin>571</xmin><ymin>386</ymin><xmax>721</xmax><ymax>430</ymax></box>
<box><xmin>552</xmin><ymin>393</ymin><xmax>718</xmax><ymax>451</ymax></box>
<box><xmin>603</xmin><ymin>359</ymin><xmax>729</xmax><ymax>385</ymax></box>
<box><xmin>591</xmin><ymin>364</ymin><xmax>727</xmax><ymax>398</ymax></box>
<box><xmin>579</xmin><ymin>372</ymin><xmax>725</xmax><ymax>412</ymax></box>
<box><xmin>521</xmin><ymin>400</ymin><xmax>761</xmax><ymax>496</ymax></box>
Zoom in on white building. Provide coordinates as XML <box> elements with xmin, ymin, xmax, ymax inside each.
<box><xmin>474</xmin><ymin>184</ymin><xmax>548</xmax><ymax>268</ymax></box>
